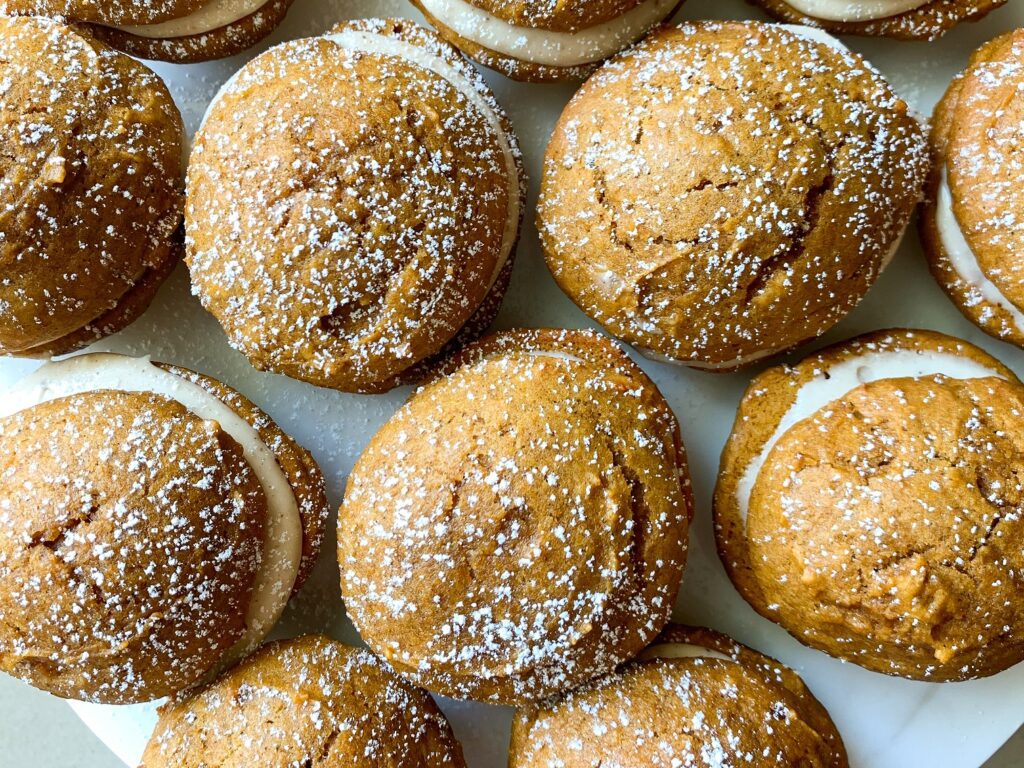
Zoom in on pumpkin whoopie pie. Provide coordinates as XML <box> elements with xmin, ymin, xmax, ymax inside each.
<box><xmin>187</xmin><ymin>19</ymin><xmax>525</xmax><ymax>394</ymax></box>
<box><xmin>510</xmin><ymin>624</ymin><xmax>848</xmax><ymax>768</ymax></box>
<box><xmin>539</xmin><ymin>22</ymin><xmax>927</xmax><ymax>372</ymax></box>
<box><xmin>922</xmin><ymin>29</ymin><xmax>1024</xmax><ymax>348</ymax></box>
<box><xmin>0</xmin><ymin>16</ymin><xmax>183</xmax><ymax>359</ymax></box>
<box><xmin>750</xmin><ymin>0</ymin><xmax>1006</xmax><ymax>42</ymax></box>
<box><xmin>411</xmin><ymin>0</ymin><xmax>684</xmax><ymax>82</ymax></box>
<box><xmin>716</xmin><ymin>329</ymin><xmax>1024</xmax><ymax>681</ymax></box>
<box><xmin>142</xmin><ymin>635</ymin><xmax>466</xmax><ymax>767</ymax></box>
<box><xmin>0</xmin><ymin>353</ymin><xmax>328</xmax><ymax>703</ymax></box>
<box><xmin>338</xmin><ymin>328</ymin><xmax>693</xmax><ymax>704</ymax></box>
<box><xmin>0</xmin><ymin>0</ymin><xmax>293</xmax><ymax>62</ymax></box>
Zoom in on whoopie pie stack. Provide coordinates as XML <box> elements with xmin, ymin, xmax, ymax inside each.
<box><xmin>1</xmin><ymin>0</ymin><xmax>294</xmax><ymax>61</ymax></box>
<box><xmin>1</xmin><ymin>0</ymin><xmax>1022</xmax><ymax>766</ymax></box>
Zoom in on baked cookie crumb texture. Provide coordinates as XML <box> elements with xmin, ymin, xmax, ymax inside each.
<box><xmin>187</xmin><ymin>19</ymin><xmax>524</xmax><ymax>393</ymax></box>
<box><xmin>0</xmin><ymin>16</ymin><xmax>183</xmax><ymax>357</ymax></box>
<box><xmin>339</xmin><ymin>328</ymin><xmax>692</xmax><ymax>703</ymax></box>
<box><xmin>142</xmin><ymin>635</ymin><xmax>467</xmax><ymax>767</ymax></box>
<box><xmin>921</xmin><ymin>29</ymin><xmax>1024</xmax><ymax>348</ymax></box>
<box><xmin>750</xmin><ymin>0</ymin><xmax>1006</xmax><ymax>41</ymax></box>
<box><xmin>510</xmin><ymin>624</ymin><xmax>848</xmax><ymax>767</ymax></box>
<box><xmin>716</xmin><ymin>329</ymin><xmax>1024</xmax><ymax>681</ymax></box>
<box><xmin>0</xmin><ymin>352</ymin><xmax>330</xmax><ymax>703</ymax></box>
<box><xmin>0</xmin><ymin>390</ymin><xmax>265</xmax><ymax>703</ymax></box>
<box><xmin>539</xmin><ymin>22</ymin><xmax>927</xmax><ymax>370</ymax></box>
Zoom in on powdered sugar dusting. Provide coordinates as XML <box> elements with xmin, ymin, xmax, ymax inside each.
<box><xmin>340</xmin><ymin>328</ymin><xmax>692</xmax><ymax>703</ymax></box>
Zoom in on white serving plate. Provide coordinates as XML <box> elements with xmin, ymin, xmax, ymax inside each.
<box><xmin>2</xmin><ymin>0</ymin><xmax>1023</xmax><ymax>765</ymax></box>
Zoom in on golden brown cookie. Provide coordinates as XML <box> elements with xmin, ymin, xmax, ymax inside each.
<box><xmin>0</xmin><ymin>352</ymin><xmax>329</xmax><ymax>703</ymax></box>
<box><xmin>0</xmin><ymin>17</ymin><xmax>183</xmax><ymax>358</ymax></box>
<box><xmin>187</xmin><ymin>19</ymin><xmax>525</xmax><ymax>394</ymax></box>
<box><xmin>411</xmin><ymin>0</ymin><xmax>684</xmax><ymax>82</ymax></box>
<box><xmin>715</xmin><ymin>329</ymin><xmax>1024</xmax><ymax>681</ymax></box>
<box><xmin>539</xmin><ymin>22</ymin><xmax>928</xmax><ymax>372</ymax></box>
<box><xmin>921</xmin><ymin>30</ymin><xmax>1024</xmax><ymax>348</ymax></box>
<box><xmin>510</xmin><ymin>624</ymin><xmax>848</xmax><ymax>767</ymax></box>
<box><xmin>338</xmin><ymin>328</ymin><xmax>693</xmax><ymax>704</ymax></box>
<box><xmin>750</xmin><ymin>0</ymin><xmax>1006</xmax><ymax>42</ymax></box>
<box><xmin>142</xmin><ymin>635</ymin><xmax>466</xmax><ymax>768</ymax></box>
<box><xmin>0</xmin><ymin>0</ymin><xmax>293</xmax><ymax>62</ymax></box>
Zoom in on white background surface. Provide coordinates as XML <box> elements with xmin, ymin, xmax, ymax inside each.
<box><xmin>1</xmin><ymin>0</ymin><xmax>1024</xmax><ymax>765</ymax></box>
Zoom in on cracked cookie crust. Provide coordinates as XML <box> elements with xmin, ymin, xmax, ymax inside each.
<box><xmin>338</xmin><ymin>328</ymin><xmax>693</xmax><ymax>704</ymax></box>
<box><xmin>0</xmin><ymin>16</ymin><xmax>183</xmax><ymax>358</ymax></box>
<box><xmin>715</xmin><ymin>329</ymin><xmax>1024</xmax><ymax>681</ymax></box>
<box><xmin>538</xmin><ymin>21</ymin><xmax>927</xmax><ymax>371</ymax></box>
<box><xmin>0</xmin><ymin>354</ymin><xmax>329</xmax><ymax>704</ymax></box>
<box><xmin>510</xmin><ymin>624</ymin><xmax>848</xmax><ymax>768</ymax></box>
<box><xmin>142</xmin><ymin>635</ymin><xmax>467</xmax><ymax>767</ymax></box>
<box><xmin>187</xmin><ymin>19</ymin><xmax>525</xmax><ymax>393</ymax></box>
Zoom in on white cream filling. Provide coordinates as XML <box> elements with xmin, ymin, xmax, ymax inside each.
<box><xmin>0</xmin><ymin>353</ymin><xmax>302</xmax><ymax>660</ymax></box>
<box><xmin>649</xmin><ymin>344</ymin><xmax>789</xmax><ymax>371</ymax></box>
<box><xmin>199</xmin><ymin>29</ymin><xmax>519</xmax><ymax>295</ymax></box>
<box><xmin>783</xmin><ymin>0</ymin><xmax>928</xmax><ymax>22</ymax></box>
<box><xmin>639</xmin><ymin>642</ymin><xmax>733</xmax><ymax>662</ymax></box>
<box><xmin>418</xmin><ymin>0</ymin><xmax>677</xmax><ymax>67</ymax></box>
<box><xmin>937</xmin><ymin>171</ymin><xmax>1024</xmax><ymax>335</ymax></box>
<box><xmin>780</xmin><ymin>23</ymin><xmax>851</xmax><ymax>50</ymax></box>
<box><xmin>523</xmin><ymin>349</ymin><xmax>586</xmax><ymax>364</ymax></box>
<box><xmin>735</xmin><ymin>348</ymin><xmax>1005</xmax><ymax>524</ymax></box>
<box><xmin>111</xmin><ymin>0</ymin><xmax>268</xmax><ymax>39</ymax></box>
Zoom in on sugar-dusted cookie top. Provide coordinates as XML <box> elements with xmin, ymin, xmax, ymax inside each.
<box><xmin>510</xmin><ymin>624</ymin><xmax>848</xmax><ymax>767</ymax></box>
<box><xmin>1</xmin><ymin>0</ymin><xmax>207</xmax><ymax>25</ymax></box>
<box><xmin>716</xmin><ymin>329</ymin><xmax>1024</xmax><ymax>680</ymax></box>
<box><xmin>339</xmin><ymin>328</ymin><xmax>692</xmax><ymax>703</ymax></box>
<box><xmin>0</xmin><ymin>16</ymin><xmax>183</xmax><ymax>356</ymax></box>
<box><xmin>947</xmin><ymin>32</ymin><xmax>1024</xmax><ymax>311</ymax></box>
<box><xmin>143</xmin><ymin>635</ymin><xmax>467</xmax><ymax>767</ymax></box>
<box><xmin>922</xmin><ymin>30</ymin><xmax>1024</xmax><ymax>347</ymax></box>
<box><xmin>0</xmin><ymin>390</ymin><xmax>265</xmax><ymax>703</ymax></box>
<box><xmin>188</xmin><ymin>19</ymin><xmax>523</xmax><ymax>392</ymax></box>
<box><xmin>539</xmin><ymin>22</ymin><xmax>927</xmax><ymax>370</ymax></box>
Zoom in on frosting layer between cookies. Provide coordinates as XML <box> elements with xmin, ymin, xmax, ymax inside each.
<box><xmin>936</xmin><ymin>170</ymin><xmax>1024</xmax><ymax>335</ymax></box>
<box><xmin>418</xmin><ymin>0</ymin><xmax>676</xmax><ymax>67</ymax></box>
<box><xmin>0</xmin><ymin>354</ymin><xmax>302</xmax><ymax>658</ymax></box>
<box><xmin>736</xmin><ymin>347</ymin><xmax>1005</xmax><ymax>522</ymax></box>
<box><xmin>784</xmin><ymin>0</ymin><xmax>929</xmax><ymax>21</ymax></box>
<box><xmin>112</xmin><ymin>0</ymin><xmax>267</xmax><ymax>38</ymax></box>
<box><xmin>638</xmin><ymin>642</ymin><xmax>732</xmax><ymax>662</ymax></box>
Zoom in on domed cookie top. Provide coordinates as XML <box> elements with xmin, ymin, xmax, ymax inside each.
<box><xmin>1</xmin><ymin>0</ymin><xmax>294</xmax><ymax>62</ymax></box>
<box><xmin>142</xmin><ymin>635</ymin><xmax>467</xmax><ymax>767</ymax></box>
<box><xmin>0</xmin><ymin>353</ymin><xmax>328</xmax><ymax>703</ymax></box>
<box><xmin>510</xmin><ymin>624</ymin><xmax>848</xmax><ymax>767</ymax></box>
<box><xmin>750</xmin><ymin>0</ymin><xmax>1006</xmax><ymax>41</ymax></box>
<box><xmin>0</xmin><ymin>16</ymin><xmax>183</xmax><ymax>357</ymax></box>
<box><xmin>715</xmin><ymin>329</ymin><xmax>1024</xmax><ymax>680</ymax></box>
<box><xmin>187</xmin><ymin>19</ymin><xmax>524</xmax><ymax>393</ymax></box>
<box><xmin>338</xmin><ymin>328</ymin><xmax>692</xmax><ymax>703</ymax></box>
<box><xmin>411</xmin><ymin>0</ymin><xmax>683</xmax><ymax>82</ymax></box>
<box><xmin>539</xmin><ymin>22</ymin><xmax>927</xmax><ymax>371</ymax></box>
<box><xmin>922</xmin><ymin>30</ymin><xmax>1024</xmax><ymax>348</ymax></box>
